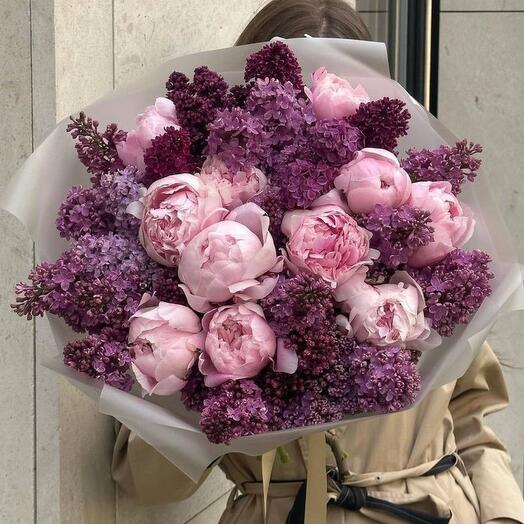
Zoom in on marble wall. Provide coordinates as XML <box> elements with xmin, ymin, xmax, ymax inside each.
<box><xmin>0</xmin><ymin>1</ymin><xmax>521</xmax><ymax>523</ymax></box>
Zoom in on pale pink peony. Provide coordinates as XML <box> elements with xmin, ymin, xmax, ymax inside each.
<box><xmin>281</xmin><ymin>199</ymin><xmax>377</xmax><ymax>287</ymax></box>
<box><xmin>305</xmin><ymin>67</ymin><xmax>370</xmax><ymax>120</ymax></box>
<box><xmin>199</xmin><ymin>302</ymin><xmax>277</xmax><ymax>386</ymax></box>
<box><xmin>336</xmin><ymin>272</ymin><xmax>440</xmax><ymax>351</ymax></box>
<box><xmin>335</xmin><ymin>148</ymin><xmax>412</xmax><ymax>214</ymax></box>
<box><xmin>129</xmin><ymin>174</ymin><xmax>226</xmax><ymax>267</ymax></box>
<box><xmin>128</xmin><ymin>294</ymin><xmax>205</xmax><ymax>395</ymax></box>
<box><xmin>408</xmin><ymin>181</ymin><xmax>475</xmax><ymax>267</ymax></box>
<box><xmin>199</xmin><ymin>155</ymin><xmax>267</xmax><ymax>209</ymax></box>
<box><xmin>178</xmin><ymin>203</ymin><xmax>283</xmax><ymax>313</ymax></box>
<box><xmin>116</xmin><ymin>97</ymin><xmax>179</xmax><ymax>172</ymax></box>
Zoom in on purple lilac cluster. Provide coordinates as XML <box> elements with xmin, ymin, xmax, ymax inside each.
<box><xmin>66</xmin><ymin>112</ymin><xmax>126</xmax><ymax>182</ymax></box>
<box><xmin>261</xmin><ymin>273</ymin><xmax>345</xmax><ymax>374</ymax></box>
<box><xmin>56</xmin><ymin>166</ymin><xmax>142</xmax><ymax>240</ymax></box>
<box><xmin>142</xmin><ymin>127</ymin><xmax>197</xmax><ymax>186</ymax></box>
<box><xmin>166</xmin><ymin>66</ymin><xmax>229</xmax><ymax>156</ymax></box>
<box><xmin>199</xmin><ymin>380</ymin><xmax>270</xmax><ymax>444</ymax></box>
<box><xmin>401</xmin><ymin>140</ymin><xmax>483</xmax><ymax>195</ymax></box>
<box><xmin>409</xmin><ymin>249</ymin><xmax>494</xmax><ymax>337</ymax></box>
<box><xmin>360</xmin><ymin>204</ymin><xmax>434</xmax><ymax>268</ymax></box>
<box><xmin>63</xmin><ymin>331</ymin><xmax>133</xmax><ymax>391</ymax></box>
<box><xmin>348</xmin><ymin>97</ymin><xmax>410</xmax><ymax>152</ymax></box>
<box><xmin>244</xmin><ymin>40</ymin><xmax>303</xmax><ymax>90</ymax></box>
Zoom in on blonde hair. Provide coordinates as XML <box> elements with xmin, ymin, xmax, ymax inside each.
<box><xmin>236</xmin><ymin>0</ymin><xmax>371</xmax><ymax>45</ymax></box>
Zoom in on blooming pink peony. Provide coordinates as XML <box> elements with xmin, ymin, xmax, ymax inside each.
<box><xmin>408</xmin><ymin>181</ymin><xmax>475</xmax><ymax>267</ymax></box>
<box><xmin>128</xmin><ymin>294</ymin><xmax>205</xmax><ymax>395</ymax></box>
<box><xmin>336</xmin><ymin>271</ymin><xmax>440</xmax><ymax>351</ymax></box>
<box><xmin>305</xmin><ymin>67</ymin><xmax>370</xmax><ymax>120</ymax></box>
<box><xmin>178</xmin><ymin>203</ymin><xmax>283</xmax><ymax>313</ymax></box>
<box><xmin>129</xmin><ymin>173</ymin><xmax>226</xmax><ymax>267</ymax></box>
<box><xmin>281</xmin><ymin>199</ymin><xmax>377</xmax><ymax>287</ymax></box>
<box><xmin>199</xmin><ymin>155</ymin><xmax>267</xmax><ymax>209</ymax></box>
<box><xmin>335</xmin><ymin>148</ymin><xmax>412</xmax><ymax>214</ymax></box>
<box><xmin>116</xmin><ymin>97</ymin><xmax>179</xmax><ymax>172</ymax></box>
<box><xmin>199</xmin><ymin>302</ymin><xmax>277</xmax><ymax>386</ymax></box>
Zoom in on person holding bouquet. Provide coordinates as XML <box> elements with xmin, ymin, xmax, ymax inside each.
<box><xmin>108</xmin><ymin>1</ymin><xmax>524</xmax><ymax>523</ymax></box>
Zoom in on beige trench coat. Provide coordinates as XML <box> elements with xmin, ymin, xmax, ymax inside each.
<box><xmin>112</xmin><ymin>343</ymin><xmax>524</xmax><ymax>523</ymax></box>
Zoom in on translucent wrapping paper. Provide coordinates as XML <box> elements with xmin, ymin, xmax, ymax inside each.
<box><xmin>3</xmin><ymin>38</ymin><xmax>523</xmax><ymax>481</ymax></box>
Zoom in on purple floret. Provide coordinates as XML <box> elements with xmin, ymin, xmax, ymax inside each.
<box><xmin>56</xmin><ymin>166</ymin><xmax>143</xmax><ymax>240</ymax></box>
<box><xmin>348</xmin><ymin>97</ymin><xmax>410</xmax><ymax>152</ymax></box>
<box><xmin>401</xmin><ymin>140</ymin><xmax>483</xmax><ymax>195</ymax></box>
<box><xmin>63</xmin><ymin>331</ymin><xmax>133</xmax><ymax>391</ymax></box>
<box><xmin>244</xmin><ymin>41</ymin><xmax>303</xmax><ymax>90</ymax></box>
<box><xmin>408</xmin><ymin>249</ymin><xmax>494</xmax><ymax>337</ymax></box>
<box><xmin>200</xmin><ymin>380</ymin><xmax>270</xmax><ymax>444</ymax></box>
<box><xmin>359</xmin><ymin>204</ymin><xmax>434</xmax><ymax>268</ymax></box>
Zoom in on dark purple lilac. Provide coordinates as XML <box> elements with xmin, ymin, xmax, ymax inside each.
<box><xmin>348</xmin><ymin>97</ymin><xmax>410</xmax><ymax>152</ymax></box>
<box><xmin>63</xmin><ymin>332</ymin><xmax>133</xmax><ymax>391</ymax></box>
<box><xmin>199</xmin><ymin>379</ymin><xmax>269</xmax><ymax>444</ymax></box>
<box><xmin>227</xmin><ymin>82</ymin><xmax>254</xmax><ymax>108</ymax></box>
<box><xmin>142</xmin><ymin>127</ymin><xmax>197</xmax><ymax>185</ymax></box>
<box><xmin>67</xmin><ymin>112</ymin><xmax>126</xmax><ymax>182</ymax></box>
<box><xmin>408</xmin><ymin>249</ymin><xmax>494</xmax><ymax>337</ymax></box>
<box><xmin>359</xmin><ymin>204</ymin><xmax>434</xmax><ymax>268</ymax></box>
<box><xmin>251</xmin><ymin>186</ymin><xmax>287</xmax><ymax>249</ymax></box>
<box><xmin>166</xmin><ymin>67</ymin><xmax>229</xmax><ymax>157</ymax></box>
<box><xmin>401</xmin><ymin>140</ymin><xmax>483</xmax><ymax>195</ymax></box>
<box><xmin>181</xmin><ymin>365</ymin><xmax>209</xmax><ymax>412</ymax></box>
<box><xmin>56</xmin><ymin>166</ymin><xmax>143</xmax><ymax>240</ymax></box>
<box><xmin>244</xmin><ymin>41</ymin><xmax>303</xmax><ymax>90</ymax></box>
<box><xmin>261</xmin><ymin>273</ymin><xmax>340</xmax><ymax>374</ymax></box>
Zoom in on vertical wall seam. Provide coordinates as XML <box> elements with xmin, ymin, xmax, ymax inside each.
<box><xmin>28</xmin><ymin>0</ymin><xmax>37</xmax><ymax>522</ymax></box>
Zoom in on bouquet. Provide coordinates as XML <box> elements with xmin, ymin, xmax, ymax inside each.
<box><xmin>5</xmin><ymin>38</ymin><xmax>522</xmax><ymax>479</ymax></box>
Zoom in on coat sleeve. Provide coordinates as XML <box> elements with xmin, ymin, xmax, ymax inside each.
<box><xmin>449</xmin><ymin>342</ymin><xmax>524</xmax><ymax>523</ymax></box>
<box><xmin>112</xmin><ymin>422</ymin><xmax>215</xmax><ymax>506</ymax></box>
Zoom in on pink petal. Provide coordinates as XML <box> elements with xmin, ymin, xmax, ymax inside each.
<box><xmin>274</xmin><ymin>338</ymin><xmax>298</xmax><ymax>374</ymax></box>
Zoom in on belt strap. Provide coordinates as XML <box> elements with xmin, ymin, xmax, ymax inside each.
<box><xmin>286</xmin><ymin>454</ymin><xmax>456</xmax><ymax>524</ymax></box>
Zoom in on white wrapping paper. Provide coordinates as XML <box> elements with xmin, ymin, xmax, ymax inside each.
<box><xmin>3</xmin><ymin>38</ymin><xmax>523</xmax><ymax>481</ymax></box>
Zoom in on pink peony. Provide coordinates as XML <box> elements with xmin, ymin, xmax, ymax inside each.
<box><xmin>178</xmin><ymin>203</ymin><xmax>283</xmax><ymax>313</ymax></box>
<box><xmin>199</xmin><ymin>302</ymin><xmax>277</xmax><ymax>386</ymax></box>
<box><xmin>281</xmin><ymin>197</ymin><xmax>377</xmax><ymax>287</ymax></box>
<box><xmin>335</xmin><ymin>148</ymin><xmax>412</xmax><ymax>214</ymax></box>
<box><xmin>128</xmin><ymin>174</ymin><xmax>226</xmax><ymax>267</ymax></box>
<box><xmin>199</xmin><ymin>155</ymin><xmax>267</xmax><ymax>209</ymax></box>
<box><xmin>408</xmin><ymin>181</ymin><xmax>475</xmax><ymax>267</ymax></box>
<box><xmin>336</xmin><ymin>272</ymin><xmax>440</xmax><ymax>351</ymax></box>
<box><xmin>116</xmin><ymin>97</ymin><xmax>179</xmax><ymax>172</ymax></box>
<box><xmin>128</xmin><ymin>294</ymin><xmax>205</xmax><ymax>395</ymax></box>
<box><xmin>305</xmin><ymin>67</ymin><xmax>370</xmax><ymax>120</ymax></box>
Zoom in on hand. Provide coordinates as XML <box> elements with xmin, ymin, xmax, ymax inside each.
<box><xmin>485</xmin><ymin>519</ymin><xmax>522</xmax><ymax>524</ymax></box>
